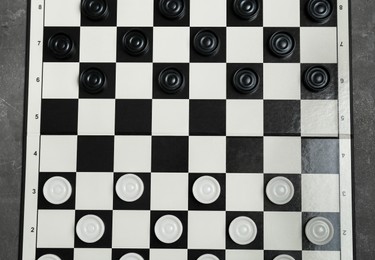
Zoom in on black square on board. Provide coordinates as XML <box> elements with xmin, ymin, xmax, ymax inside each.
<box><xmin>227</xmin><ymin>63</ymin><xmax>263</xmax><ymax>99</ymax></box>
<box><xmin>80</xmin><ymin>0</ymin><xmax>117</xmax><ymax>26</ymax></box>
<box><xmin>112</xmin><ymin>249</ymin><xmax>150</xmax><ymax>260</ymax></box>
<box><xmin>227</xmin><ymin>0</ymin><xmax>263</xmax><ymax>26</ymax></box>
<box><xmin>74</xmin><ymin>210</ymin><xmax>112</xmax><ymax>248</ymax></box>
<box><xmin>302</xmin><ymin>212</ymin><xmax>341</xmax><ymax>251</ymax></box>
<box><xmin>41</xmin><ymin>99</ymin><xmax>78</xmax><ymax>135</ymax></box>
<box><xmin>150</xmin><ymin>211</ymin><xmax>188</xmax><ymax>248</ymax></box>
<box><xmin>226</xmin><ymin>137</ymin><xmax>263</xmax><ymax>173</ymax></box>
<box><xmin>117</xmin><ymin>27</ymin><xmax>153</xmax><ymax>62</ymax></box>
<box><xmin>113</xmin><ymin>173</ymin><xmax>150</xmax><ymax>210</ymax></box>
<box><xmin>38</xmin><ymin>172</ymin><xmax>76</xmax><ymax>210</ymax></box>
<box><xmin>264</xmin><ymin>250</ymin><xmax>302</xmax><ymax>260</ymax></box>
<box><xmin>302</xmin><ymin>138</ymin><xmax>339</xmax><ymax>173</ymax></box>
<box><xmin>189</xmin><ymin>100</ymin><xmax>226</xmax><ymax>136</ymax></box>
<box><xmin>154</xmin><ymin>0</ymin><xmax>190</xmax><ymax>26</ymax></box>
<box><xmin>188</xmin><ymin>174</ymin><xmax>226</xmax><ymax>211</ymax></box>
<box><xmin>115</xmin><ymin>99</ymin><xmax>152</xmax><ymax>135</ymax></box>
<box><xmin>301</xmin><ymin>63</ymin><xmax>338</xmax><ymax>100</ymax></box>
<box><xmin>152</xmin><ymin>136</ymin><xmax>188</xmax><ymax>172</ymax></box>
<box><xmin>79</xmin><ymin>63</ymin><xmax>116</xmax><ymax>99</ymax></box>
<box><xmin>226</xmin><ymin>211</ymin><xmax>264</xmax><ymax>249</ymax></box>
<box><xmin>77</xmin><ymin>136</ymin><xmax>114</xmax><ymax>172</ymax></box>
<box><xmin>36</xmin><ymin>248</ymin><xmax>73</xmax><ymax>260</ymax></box>
<box><xmin>300</xmin><ymin>0</ymin><xmax>337</xmax><ymax>27</ymax></box>
<box><xmin>190</xmin><ymin>27</ymin><xmax>226</xmax><ymax>63</ymax></box>
<box><xmin>263</xmin><ymin>27</ymin><xmax>300</xmax><ymax>63</ymax></box>
<box><xmin>43</xmin><ymin>27</ymin><xmax>80</xmax><ymax>62</ymax></box>
<box><xmin>153</xmin><ymin>63</ymin><xmax>189</xmax><ymax>99</ymax></box>
<box><xmin>264</xmin><ymin>100</ymin><xmax>301</xmax><ymax>136</ymax></box>
<box><xmin>264</xmin><ymin>174</ymin><xmax>301</xmax><ymax>212</ymax></box>
<box><xmin>188</xmin><ymin>250</ymin><xmax>225</xmax><ymax>260</ymax></box>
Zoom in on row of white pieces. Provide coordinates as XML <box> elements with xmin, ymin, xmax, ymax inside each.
<box><xmin>43</xmin><ymin>175</ymin><xmax>295</xmax><ymax>206</ymax></box>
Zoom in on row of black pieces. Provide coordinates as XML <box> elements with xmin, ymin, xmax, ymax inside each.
<box><xmin>81</xmin><ymin>0</ymin><xmax>334</xmax><ymax>25</ymax></box>
<box><xmin>49</xmin><ymin>28</ymin><xmax>306</xmax><ymax>62</ymax></box>
<box><xmin>79</xmin><ymin>64</ymin><xmax>330</xmax><ymax>96</ymax></box>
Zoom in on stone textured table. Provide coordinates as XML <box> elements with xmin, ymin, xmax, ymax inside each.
<box><xmin>0</xmin><ymin>0</ymin><xmax>374</xmax><ymax>259</ymax></box>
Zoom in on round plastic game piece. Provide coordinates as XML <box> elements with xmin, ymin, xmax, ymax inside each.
<box><xmin>305</xmin><ymin>216</ymin><xmax>335</xmax><ymax>246</ymax></box>
<box><xmin>81</xmin><ymin>0</ymin><xmax>109</xmax><ymax>21</ymax></box>
<box><xmin>269</xmin><ymin>32</ymin><xmax>295</xmax><ymax>58</ymax></box>
<box><xmin>80</xmin><ymin>68</ymin><xmax>107</xmax><ymax>94</ymax></box>
<box><xmin>192</xmin><ymin>176</ymin><xmax>221</xmax><ymax>204</ymax></box>
<box><xmin>119</xmin><ymin>253</ymin><xmax>144</xmax><ymax>260</ymax></box>
<box><xmin>307</xmin><ymin>0</ymin><xmax>332</xmax><ymax>24</ymax></box>
<box><xmin>37</xmin><ymin>254</ymin><xmax>62</xmax><ymax>260</ymax></box>
<box><xmin>229</xmin><ymin>216</ymin><xmax>257</xmax><ymax>245</ymax></box>
<box><xmin>122</xmin><ymin>30</ymin><xmax>149</xmax><ymax>56</ymax></box>
<box><xmin>115</xmin><ymin>174</ymin><xmax>144</xmax><ymax>202</ymax></box>
<box><xmin>193</xmin><ymin>30</ymin><xmax>220</xmax><ymax>56</ymax></box>
<box><xmin>154</xmin><ymin>215</ymin><xmax>183</xmax><ymax>244</ymax></box>
<box><xmin>159</xmin><ymin>0</ymin><xmax>185</xmax><ymax>20</ymax></box>
<box><xmin>43</xmin><ymin>176</ymin><xmax>72</xmax><ymax>205</ymax></box>
<box><xmin>197</xmin><ymin>254</ymin><xmax>220</xmax><ymax>260</ymax></box>
<box><xmin>266</xmin><ymin>177</ymin><xmax>295</xmax><ymax>205</ymax></box>
<box><xmin>233</xmin><ymin>0</ymin><xmax>259</xmax><ymax>21</ymax></box>
<box><xmin>273</xmin><ymin>255</ymin><xmax>296</xmax><ymax>260</ymax></box>
<box><xmin>76</xmin><ymin>214</ymin><xmax>105</xmax><ymax>243</ymax></box>
<box><xmin>303</xmin><ymin>66</ymin><xmax>330</xmax><ymax>92</ymax></box>
<box><xmin>47</xmin><ymin>33</ymin><xmax>75</xmax><ymax>59</ymax></box>
<box><xmin>158</xmin><ymin>68</ymin><xmax>185</xmax><ymax>94</ymax></box>
<box><xmin>232</xmin><ymin>68</ymin><xmax>259</xmax><ymax>94</ymax></box>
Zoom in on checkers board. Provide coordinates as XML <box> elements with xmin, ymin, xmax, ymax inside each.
<box><xmin>20</xmin><ymin>0</ymin><xmax>354</xmax><ymax>260</ymax></box>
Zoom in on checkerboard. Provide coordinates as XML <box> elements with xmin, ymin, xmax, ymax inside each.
<box><xmin>20</xmin><ymin>0</ymin><xmax>354</xmax><ymax>260</ymax></box>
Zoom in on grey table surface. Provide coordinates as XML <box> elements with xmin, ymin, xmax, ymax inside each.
<box><xmin>0</xmin><ymin>0</ymin><xmax>374</xmax><ymax>259</ymax></box>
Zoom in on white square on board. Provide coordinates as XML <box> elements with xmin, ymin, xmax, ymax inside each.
<box><xmin>300</xmin><ymin>27</ymin><xmax>337</xmax><ymax>63</ymax></box>
<box><xmin>153</xmin><ymin>27</ymin><xmax>190</xmax><ymax>62</ymax></box>
<box><xmin>80</xmin><ymin>27</ymin><xmax>117</xmax><ymax>62</ymax></box>
<box><xmin>78</xmin><ymin>99</ymin><xmax>115</xmax><ymax>135</ymax></box>
<box><xmin>226</xmin><ymin>250</ymin><xmax>263</xmax><ymax>260</ymax></box>
<box><xmin>40</xmin><ymin>135</ymin><xmax>77</xmax><ymax>172</ymax></box>
<box><xmin>75</xmin><ymin>172</ymin><xmax>113</xmax><ymax>210</ymax></box>
<box><xmin>301</xmin><ymin>100</ymin><xmax>338</xmax><ymax>137</ymax></box>
<box><xmin>74</xmin><ymin>249</ymin><xmax>112</xmax><ymax>260</ymax></box>
<box><xmin>227</xmin><ymin>27</ymin><xmax>263</xmax><ymax>63</ymax></box>
<box><xmin>45</xmin><ymin>0</ymin><xmax>81</xmax><ymax>26</ymax></box>
<box><xmin>264</xmin><ymin>212</ymin><xmax>302</xmax><ymax>250</ymax></box>
<box><xmin>263</xmin><ymin>0</ymin><xmax>300</xmax><ymax>27</ymax></box>
<box><xmin>152</xmin><ymin>100</ymin><xmax>189</xmax><ymax>135</ymax></box>
<box><xmin>190</xmin><ymin>0</ymin><xmax>226</xmax><ymax>26</ymax></box>
<box><xmin>302</xmin><ymin>251</ymin><xmax>340</xmax><ymax>260</ymax></box>
<box><xmin>114</xmin><ymin>136</ymin><xmax>152</xmax><ymax>172</ymax></box>
<box><xmin>188</xmin><ymin>211</ymin><xmax>226</xmax><ymax>249</ymax></box>
<box><xmin>151</xmin><ymin>173</ymin><xmax>189</xmax><ymax>210</ymax></box>
<box><xmin>190</xmin><ymin>63</ymin><xmax>226</xmax><ymax>99</ymax></box>
<box><xmin>117</xmin><ymin>0</ymin><xmax>154</xmax><ymax>26</ymax></box>
<box><xmin>264</xmin><ymin>136</ymin><xmax>301</xmax><ymax>174</ymax></box>
<box><xmin>37</xmin><ymin>210</ymin><xmax>75</xmax><ymax>248</ymax></box>
<box><xmin>226</xmin><ymin>174</ymin><xmax>264</xmax><ymax>211</ymax></box>
<box><xmin>189</xmin><ymin>136</ymin><xmax>226</xmax><ymax>173</ymax></box>
<box><xmin>264</xmin><ymin>63</ymin><xmax>301</xmax><ymax>100</ymax></box>
<box><xmin>150</xmin><ymin>249</ymin><xmax>187</xmax><ymax>260</ymax></box>
<box><xmin>43</xmin><ymin>63</ymin><xmax>79</xmax><ymax>99</ymax></box>
<box><xmin>302</xmin><ymin>174</ymin><xmax>340</xmax><ymax>212</ymax></box>
<box><xmin>226</xmin><ymin>100</ymin><xmax>263</xmax><ymax>136</ymax></box>
<box><xmin>112</xmin><ymin>211</ymin><xmax>150</xmax><ymax>248</ymax></box>
<box><xmin>116</xmin><ymin>63</ymin><xmax>153</xmax><ymax>99</ymax></box>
